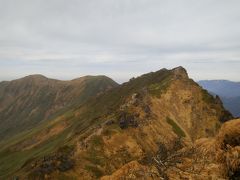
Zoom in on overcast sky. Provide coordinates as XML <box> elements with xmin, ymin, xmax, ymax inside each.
<box><xmin>0</xmin><ymin>0</ymin><xmax>240</xmax><ymax>83</ymax></box>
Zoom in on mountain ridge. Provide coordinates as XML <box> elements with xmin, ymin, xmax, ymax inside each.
<box><xmin>0</xmin><ymin>74</ymin><xmax>118</xmax><ymax>140</ymax></box>
<box><xmin>0</xmin><ymin>67</ymin><xmax>236</xmax><ymax>179</ymax></box>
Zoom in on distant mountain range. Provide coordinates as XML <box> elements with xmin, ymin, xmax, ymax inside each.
<box><xmin>198</xmin><ymin>80</ymin><xmax>240</xmax><ymax>117</ymax></box>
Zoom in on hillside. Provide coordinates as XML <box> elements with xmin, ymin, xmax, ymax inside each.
<box><xmin>101</xmin><ymin>118</ymin><xmax>240</xmax><ymax>179</ymax></box>
<box><xmin>0</xmin><ymin>67</ymin><xmax>234</xmax><ymax>179</ymax></box>
<box><xmin>198</xmin><ymin>80</ymin><xmax>240</xmax><ymax>117</ymax></box>
<box><xmin>0</xmin><ymin>75</ymin><xmax>118</xmax><ymax>140</ymax></box>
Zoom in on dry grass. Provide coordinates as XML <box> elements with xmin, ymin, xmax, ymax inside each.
<box><xmin>215</xmin><ymin>119</ymin><xmax>240</xmax><ymax>178</ymax></box>
<box><xmin>100</xmin><ymin>160</ymin><xmax>159</xmax><ymax>180</ymax></box>
<box><xmin>216</xmin><ymin>119</ymin><xmax>240</xmax><ymax>149</ymax></box>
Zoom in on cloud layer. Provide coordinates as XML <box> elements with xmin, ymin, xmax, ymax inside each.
<box><xmin>0</xmin><ymin>0</ymin><xmax>240</xmax><ymax>82</ymax></box>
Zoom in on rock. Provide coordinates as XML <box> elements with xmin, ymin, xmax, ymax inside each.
<box><xmin>130</xmin><ymin>77</ymin><xmax>135</xmax><ymax>81</ymax></box>
<box><xmin>215</xmin><ymin>95</ymin><xmax>223</xmax><ymax>105</ymax></box>
<box><xmin>119</xmin><ymin>112</ymin><xmax>138</xmax><ymax>129</ymax></box>
<box><xmin>132</xmin><ymin>93</ymin><xmax>138</xmax><ymax>99</ymax></box>
<box><xmin>57</xmin><ymin>159</ymin><xmax>74</xmax><ymax>172</ymax></box>
<box><xmin>28</xmin><ymin>145</ymin><xmax>75</xmax><ymax>178</ymax></box>
<box><xmin>143</xmin><ymin>105</ymin><xmax>151</xmax><ymax>114</ymax></box>
<box><xmin>105</xmin><ymin>120</ymin><xmax>115</xmax><ymax>126</ymax></box>
<box><xmin>172</xmin><ymin>66</ymin><xmax>188</xmax><ymax>79</ymax></box>
<box><xmin>119</xmin><ymin>117</ymin><xmax>128</xmax><ymax>129</ymax></box>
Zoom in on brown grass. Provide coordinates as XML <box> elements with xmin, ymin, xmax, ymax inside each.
<box><xmin>215</xmin><ymin>119</ymin><xmax>240</xmax><ymax>178</ymax></box>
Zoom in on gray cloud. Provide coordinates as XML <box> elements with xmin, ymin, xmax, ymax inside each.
<box><xmin>0</xmin><ymin>0</ymin><xmax>240</xmax><ymax>82</ymax></box>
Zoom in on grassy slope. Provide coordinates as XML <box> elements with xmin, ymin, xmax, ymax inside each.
<box><xmin>0</xmin><ymin>109</ymin><xmax>74</xmax><ymax>178</ymax></box>
<box><xmin>0</xmin><ymin>69</ymin><xmax>172</xmax><ymax>179</ymax></box>
<box><xmin>0</xmin><ymin>75</ymin><xmax>118</xmax><ymax>141</ymax></box>
<box><xmin>0</xmin><ymin>67</ymin><xmax>233</xmax><ymax>179</ymax></box>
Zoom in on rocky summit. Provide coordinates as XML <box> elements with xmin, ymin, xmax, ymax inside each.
<box><xmin>0</xmin><ymin>67</ymin><xmax>238</xmax><ymax>180</ymax></box>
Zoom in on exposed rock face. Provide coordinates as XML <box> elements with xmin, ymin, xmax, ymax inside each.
<box><xmin>172</xmin><ymin>66</ymin><xmax>189</xmax><ymax>79</ymax></box>
<box><xmin>119</xmin><ymin>112</ymin><xmax>138</xmax><ymax>129</ymax></box>
<box><xmin>27</xmin><ymin>145</ymin><xmax>75</xmax><ymax>179</ymax></box>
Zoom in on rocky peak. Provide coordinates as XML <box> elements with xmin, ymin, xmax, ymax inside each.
<box><xmin>171</xmin><ymin>66</ymin><xmax>188</xmax><ymax>79</ymax></box>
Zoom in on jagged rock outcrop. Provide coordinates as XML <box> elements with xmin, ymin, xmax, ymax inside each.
<box><xmin>172</xmin><ymin>66</ymin><xmax>189</xmax><ymax>79</ymax></box>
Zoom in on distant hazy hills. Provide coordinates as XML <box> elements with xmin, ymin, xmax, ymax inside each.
<box><xmin>198</xmin><ymin>80</ymin><xmax>240</xmax><ymax>97</ymax></box>
<box><xmin>198</xmin><ymin>80</ymin><xmax>240</xmax><ymax>117</ymax></box>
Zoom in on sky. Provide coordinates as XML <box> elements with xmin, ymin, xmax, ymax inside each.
<box><xmin>0</xmin><ymin>0</ymin><xmax>240</xmax><ymax>83</ymax></box>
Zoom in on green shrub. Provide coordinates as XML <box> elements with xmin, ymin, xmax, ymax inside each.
<box><xmin>85</xmin><ymin>165</ymin><xmax>103</xmax><ymax>178</ymax></box>
<box><xmin>148</xmin><ymin>76</ymin><xmax>171</xmax><ymax>97</ymax></box>
<box><xmin>201</xmin><ymin>89</ymin><xmax>215</xmax><ymax>103</ymax></box>
<box><xmin>166</xmin><ymin>117</ymin><xmax>186</xmax><ymax>138</ymax></box>
<box><xmin>90</xmin><ymin>135</ymin><xmax>103</xmax><ymax>147</ymax></box>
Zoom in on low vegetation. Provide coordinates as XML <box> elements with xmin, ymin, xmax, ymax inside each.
<box><xmin>166</xmin><ymin>117</ymin><xmax>186</xmax><ymax>138</ymax></box>
<box><xmin>0</xmin><ymin>67</ymin><xmax>237</xmax><ymax>179</ymax></box>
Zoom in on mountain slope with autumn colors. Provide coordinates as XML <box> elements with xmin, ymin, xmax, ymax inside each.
<box><xmin>0</xmin><ymin>67</ymin><xmax>236</xmax><ymax>180</ymax></box>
